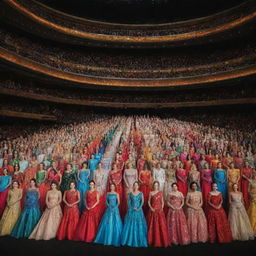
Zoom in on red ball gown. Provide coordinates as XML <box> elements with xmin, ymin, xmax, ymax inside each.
<box><xmin>57</xmin><ymin>190</ymin><xmax>80</xmax><ymax>240</ymax></box>
<box><xmin>147</xmin><ymin>191</ymin><xmax>170</xmax><ymax>247</ymax></box>
<box><xmin>74</xmin><ymin>190</ymin><xmax>100</xmax><ymax>242</ymax></box>
<box><xmin>139</xmin><ymin>170</ymin><xmax>151</xmax><ymax>214</ymax></box>
<box><xmin>207</xmin><ymin>193</ymin><xmax>233</xmax><ymax>243</ymax></box>
<box><xmin>241</xmin><ymin>167</ymin><xmax>252</xmax><ymax>209</ymax></box>
<box><xmin>167</xmin><ymin>193</ymin><xmax>190</xmax><ymax>245</ymax></box>
<box><xmin>109</xmin><ymin>169</ymin><xmax>123</xmax><ymax>208</ymax></box>
<box><xmin>176</xmin><ymin>169</ymin><xmax>188</xmax><ymax>197</ymax></box>
<box><xmin>200</xmin><ymin>168</ymin><xmax>213</xmax><ymax>206</ymax></box>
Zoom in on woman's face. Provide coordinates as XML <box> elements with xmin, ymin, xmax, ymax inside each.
<box><xmin>153</xmin><ymin>182</ymin><xmax>159</xmax><ymax>191</ymax></box>
<box><xmin>13</xmin><ymin>182</ymin><xmax>19</xmax><ymax>189</ymax></box>
<box><xmin>133</xmin><ymin>182</ymin><xmax>139</xmax><ymax>191</ymax></box>
<box><xmin>172</xmin><ymin>184</ymin><xmax>178</xmax><ymax>191</ymax></box>
<box><xmin>212</xmin><ymin>183</ymin><xmax>218</xmax><ymax>191</ymax></box>
<box><xmin>70</xmin><ymin>182</ymin><xmax>75</xmax><ymax>190</ymax></box>
<box><xmin>30</xmin><ymin>180</ymin><xmax>36</xmax><ymax>187</ymax></box>
<box><xmin>110</xmin><ymin>184</ymin><xmax>115</xmax><ymax>192</ymax></box>
<box><xmin>232</xmin><ymin>184</ymin><xmax>238</xmax><ymax>191</ymax></box>
<box><xmin>191</xmin><ymin>183</ymin><xmax>197</xmax><ymax>191</ymax></box>
<box><xmin>51</xmin><ymin>183</ymin><xmax>57</xmax><ymax>190</ymax></box>
<box><xmin>89</xmin><ymin>182</ymin><xmax>95</xmax><ymax>190</ymax></box>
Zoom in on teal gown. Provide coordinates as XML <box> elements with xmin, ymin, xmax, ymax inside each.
<box><xmin>94</xmin><ymin>193</ymin><xmax>123</xmax><ymax>246</ymax></box>
<box><xmin>77</xmin><ymin>170</ymin><xmax>90</xmax><ymax>212</ymax></box>
<box><xmin>121</xmin><ymin>192</ymin><xmax>148</xmax><ymax>247</ymax></box>
<box><xmin>11</xmin><ymin>189</ymin><xmax>41</xmax><ymax>238</ymax></box>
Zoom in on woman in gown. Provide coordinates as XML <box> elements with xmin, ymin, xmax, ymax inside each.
<box><xmin>176</xmin><ymin>163</ymin><xmax>188</xmax><ymax>197</ymax></box>
<box><xmin>123</xmin><ymin>162</ymin><xmax>138</xmax><ymax>216</ymax></box>
<box><xmin>11</xmin><ymin>179</ymin><xmax>41</xmax><ymax>238</ymax></box>
<box><xmin>166</xmin><ymin>183</ymin><xmax>190</xmax><ymax>245</ymax></box>
<box><xmin>77</xmin><ymin>162</ymin><xmax>90</xmax><ymax>212</ymax></box>
<box><xmin>228</xmin><ymin>183</ymin><xmax>254</xmax><ymax>241</ymax></box>
<box><xmin>36</xmin><ymin>163</ymin><xmax>48</xmax><ymax>211</ymax></box>
<box><xmin>152</xmin><ymin>162</ymin><xmax>165</xmax><ymax>192</ymax></box>
<box><xmin>248</xmin><ymin>173</ymin><xmax>256</xmax><ymax>235</ymax></box>
<box><xmin>88</xmin><ymin>154</ymin><xmax>99</xmax><ymax>180</ymax></box>
<box><xmin>60</xmin><ymin>164</ymin><xmax>76</xmax><ymax>193</ymax></box>
<box><xmin>0</xmin><ymin>180</ymin><xmax>22</xmax><ymax>236</ymax></box>
<box><xmin>94</xmin><ymin>162</ymin><xmax>106</xmax><ymax>218</ymax></box>
<box><xmin>108</xmin><ymin>163</ymin><xmax>123</xmax><ymax>210</ymax></box>
<box><xmin>46</xmin><ymin>166</ymin><xmax>62</xmax><ymax>189</ymax></box>
<box><xmin>188</xmin><ymin>164</ymin><xmax>201</xmax><ymax>191</ymax></box>
<box><xmin>227</xmin><ymin>162</ymin><xmax>241</xmax><ymax>192</ymax></box>
<box><xmin>121</xmin><ymin>181</ymin><xmax>148</xmax><ymax>247</ymax></box>
<box><xmin>164</xmin><ymin>162</ymin><xmax>176</xmax><ymax>200</ymax></box>
<box><xmin>207</xmin><ymin>183</ymin><xmax>233</xmax><ymax>243</ymax></box>
<box><xmin>94</xmin><ymin>184</ymin><xmax>123</xmax><ymax>246</ymax></box>
<box><xmin>74</xmin><ymin>180</ymin><xmax>100</xmax><ymax>242</ymax></box>
<box><xmin>139</xmin><ymin>164</ymin><xmax>151</xmax><ymax>214</ymax></box>
<box><xmin>186</xmin><ymin>182</ymin><xmax>208</xmax><ymax>243</ymax></box>
<box><xmin>0</xmin><ymin>168</ymin><xmax>12</xmax><ymax>216</ymax></box>
<box><xmin>23</xmin><ymin>163</ymin><xmax>37</xmax><ymax>189</ymax></box>
<box><xmin>199</xmin><ymin>155</ymin><xmax>207</xmax><ymax>170</ymax></box>
<box><xmin>147</xmin><ymin>181</ymin><xmax>169</xmax><ymax>247</ymax></box>
<box><xmin>200</xmin><ymin>163</ymin><xmax>213</xmax><ymax>204</ymax></box>
<box><xmin>57</xmin><ymin>181</ymin><xmax>80</xmax><ymax>240</ymax></box>
<box><xmin>241</xmin><ymin>161</ymin><xmax>253</xmax><ymax>209</ymax></box>
<box><xmin>13</xmin><ymin>164</ymin><xmax>24</xmax><ymax>189</ymax></box>
<box><xmin>29</xmin><ymin>181</ymin><xmax>63</xmax><ymax>240</ymax></box>
<box><xmin>123</xmin><ymin>162</ymin><xmax>138</xmax><ymax>194</ymax></box>
<box><xmin>213</xmin><ymin>162</ymin><xmax>228</xmax><ymax>203</ymax></box>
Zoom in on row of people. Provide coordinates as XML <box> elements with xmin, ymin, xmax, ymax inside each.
<box><xmin>0</xmin><ymin>178</ymin><xmax>255</xmax><ymax>248</ymax></box>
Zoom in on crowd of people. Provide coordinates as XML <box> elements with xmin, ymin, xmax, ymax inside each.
<box><xmin>1</xmin><ymin>79</ymin><xmax>254</xmax><ymax>104</ymax></box>
<box><xmin>1</xmin><ymin>25</ymin><xmax>255</xmax><ymax>79</ymax></box>
<box><xmin>0</xmin><ymin>114</ymin><xmax>255</xmax><ymax>247</ymax></box>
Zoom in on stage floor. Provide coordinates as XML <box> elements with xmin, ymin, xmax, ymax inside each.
<box><xmin>0</xmin><ymin>236</ymin><xmax>256</xmax><ymax>256</ymax></box>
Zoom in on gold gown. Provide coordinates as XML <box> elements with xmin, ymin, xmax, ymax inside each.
<box><xmin>248</xmin><ymin>181</ymin><xmax>256</xmax><ymax>236</ymax></box>
<box><xmin>0</xmin><ymin>188</ymin><xmax>22</xmax><ymax>236</ymax></box>
<box><xmin>227</xmin><ymin>168</ymin><xmax>241</xmax><ymax>192</ymax></box>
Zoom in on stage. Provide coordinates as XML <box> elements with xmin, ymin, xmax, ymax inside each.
<box><xmin>0</xmin><ymin>236</ymin><xmax>256</xmax><ymax>256</ymax></box>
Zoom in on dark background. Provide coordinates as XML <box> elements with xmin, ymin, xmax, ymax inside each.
<box><xmin>37</xmin><ymin>0</ymin><xmax>245</xmax><ymax>23</ymax></box>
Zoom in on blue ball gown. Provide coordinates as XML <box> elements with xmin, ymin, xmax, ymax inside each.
<box><xmin>121</xmin><ymin>192</ymin><xmax>148</xmax><ymax>247</ymax></box>
<box><xmin>94</xmin><ymin>153</ymin><xmax>102</xmax><ymax>162</ymax></box>
<box><xmin>11</xmin><ymin>188</ymin><xmax>41</xmax><ymax>238</ymax></box>
<box><xmin>77</xmin><ymin>169</ymin><xmax>90</xmax><ymax>212</ymax></box>
<box><xmin>94</xmin><ymin>193</ymin><xmax>123</xmax><ymax>246</ymax></box>
<box><xmin>213</xmin><ymin>169</ymin><xmax>228</xmax><ymax>201</ymax></box>
<box><xmin>88</xmin><ymin>159</ymin><xmax>99</xmax><ymax>180</ymax></box>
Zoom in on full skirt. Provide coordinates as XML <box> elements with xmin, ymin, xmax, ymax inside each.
<box><xmin>94</xmin><ymin>207</ymin><xmax>123</xmax><ymax>246</ymax></box>
<box><xmin>186</xmin><ymin>208</ymin><xmax>208</xmax><ymax>243</ymax></box>
<box><xmin>74</xmin><ymin>207</ymin><xmax>100</xmax><ymax>243</ymax></box>
<box><xmin>207</xmin><ymin>208</ymin><xmax>233</xmax><ymax>243</ymax></box>
<box><xmin>247</xmin><ymin>201</ymin><xmax>256</xmax><ymax>236</ymax></box>
<box><xmin>0</xmin><ymin>204</ymin><xmax>21</xmax><ymax>236</ymax></box>
<box><xmin>167</xmin><ymin>208</ymin><xmax>190</xmax><ymax>245</ymax></box>
<box><xmin>57</xmin><ymin>205</ymin><xmax>80</xmax><ymax>240</ymax></box>
<box><xmin>147</xmin><ymin>210</ymin><xmax>170</xmax><ymax>247</ymax></box>
<box><xmin>11</xmin><ymin>207</ymin><xmax>41</xmax><ymax>238</ymax></box>
<box><xmin>29</xmin><ymin>205</ymin><xmax>63</xmax><ymax>240</ymax></box>
<box><xmin>121</xmin><ymin>209</ymin><xmax>148</xmax><ymax>247</ymax></box>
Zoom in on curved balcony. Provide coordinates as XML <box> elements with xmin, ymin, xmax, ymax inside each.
<box><xmin>0</xmin><ymin>24</ymin><xmax>255</xmax><ymax>89</ymax></box>
<box><xmin>0</xmin><ymin>0</ymin><xmax>255</xmax><ymax>48</ymax></box>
